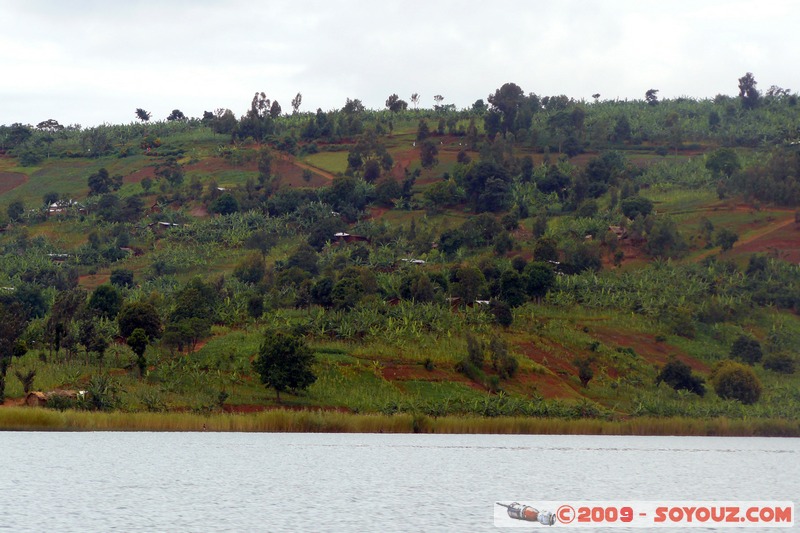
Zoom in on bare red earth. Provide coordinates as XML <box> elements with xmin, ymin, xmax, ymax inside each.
<box><xmin>0</xmin><ymin>171</ymin><xmax>27</xmax><ymax>194</ymax></box>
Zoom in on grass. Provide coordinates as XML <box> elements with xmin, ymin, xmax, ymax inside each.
<box><xmin>1</xmin><ymin>407</ymin><xmax>797</xmax><ymax>436</ymax></box>
<box><xmin>302</xmin><ymin>152</ymin><xmax>348</xmax><ymax>174</ymax></box>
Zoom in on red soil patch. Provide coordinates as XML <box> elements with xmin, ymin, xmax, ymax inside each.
<box><xmin>590</xmin><ymin>327</ymin><xmax>709</xmax><ymax>373</ymax></box>
<box><xmin>0</xmin><ymin>171</ymin><xmax>27</xmax><ymax>195</ymax></box>
<box><xmin>729</xmin><ymin>220</ymin><xmax>800</xmax><ymax>263</ymax></box>
<box><xmin>78</xmin><ymin>274</ymin><xmax>110</xmax><ymax>290</ymax></box>
<box><xmin>185</xmin><ymin>157</ymin><xmax>257</xmax><ymax>174</ymax></box>
<box><xmin>123</xmin><ymin>166</ymin><xmax>156</xmax><ymax>185</ymax></box>
<box><xmin>366</xmin><ymin>206</ymin><xmax>391</xmax><ymax>220</ymax></box>
<box><xmin>515</xmin><ymin>340</ymin><xmax>584</xmax><ymax>399</ymax></box>
<box><xmin>390</xmin><ymin>149</ymin><xmax>417</xmax><ymax>180</ymax></box>
<box><xmin>1</xmin><ymin>397</ymin><xmax>25</xmax><ymax>407</ymax></box>
<box><xmin>380</xmin><ymin>362</ymin><xmax>455</xmax><ymax>382</ymax></box>
<box><xmin>189</xmin><ymin>204</ymin><xmax>209</xmax><ymax>217</ymax></box>
<box><xmin>380</xmin><ymin>362</ymin><xmax>490</xmax><ymax>394</ymax></box>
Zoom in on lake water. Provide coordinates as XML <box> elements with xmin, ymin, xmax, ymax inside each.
<box><xmin>0</xmin><ymin>432</ymin><xmax>797</xmax><ymax>532</ymax></box>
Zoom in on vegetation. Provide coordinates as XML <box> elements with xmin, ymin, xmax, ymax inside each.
<box><xmin>2</xmin><ymin>74</ymin><xmax>800</xmax><ymax>434</ymax></box>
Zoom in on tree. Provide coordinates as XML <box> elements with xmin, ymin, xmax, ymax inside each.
<box><xmin>269</xmin><ymin>100</ymin><xmax>282</xmax><ymax>118</ymax></box>
<box><xmin>490</xmin><ymin>299</ymin><xmax>513</xmax><ymax>327</ymax></box>
<box><xmin>462</xmin><ymin>160</ymin><xmax>512</xmax><ymax>212</ymax></box>
<box><xmin>433</xmin><ymin>94</ymin><xmax>444</xmax><ymax>109</ymax></box>
<box><xmin>451</xmin><ymin>266</ymin><xmax>486</xmax><ymax>303</ymax></box>
<box><xmin>87</xmin><ymin>284</ymin><xmax>123</xmax><ymax>319</ymax></box>
<box><xmin>154</xmin><ymin>157</ymin><xmax>184</xmax><ymax>187</ymax></box>
<box><xmin>245</xmin><ymin>230</ymin><xmax>277</xmax><ymax>258</ymax></box>
<box><xmin>166</xmin><ymin>109</ymin><xmax>185</xmax><ymax>121</ymax></box>
<box><xmin>655</xmin><ymin>358</ymin><xmax>705</xmax><ymax>396</ymax></box>
<box><xmin>714</xmin><ymin>228</ymin><xmax>739</xmax><ymax>251</ymax></box>
<box><xmin>291</xmin><ymin>92</ymin><xmax>302</xmax><ymax>114</ymax></box>
<box><xmin>14</xmin><ymin>368</ymin><xmax>36</xmax><ymax>394</ymax></box>
<box><xmin>705</xmin><ymin>148</ymin><xmax>740</xmax><ymax>179</ymax></box>
<box><xmin>211</xmin><ymin>193</ymin><xmax>239</xmax><ymax>215</ymax></box>
<box><xmin>118</xmin><ymin>301</ymin><xmax>162</xmax><ymax>339</ymax></box>
<box><xmin>645</xmin><ymin>89</ymin><xmax>659</xmax><ymax>106</ymax></box>
<box><xmin>645</xmin><ymin>217</ymin><xmax>687</xmax><ymax>259</ymax></box>
<box><xmin>523</xmin><ymin>262</ymin><xmax>555</xmax><ymax>300</ymax></box>
<box><xmin>730</xmin><ymin>335</ymin><xmax>762</xmax><ymax>365</ymax></box>
<box><xmin>7</xmin><ymin>200</ymin><xmax>25</xmax><ymax>222</ymax></box>
<box><xmin>0</xmin><ymin>302</ymin><xmax>28</xmax><ymax>400</ymax></box>
<box><xmin>110</xmin><ymin>268</ymin><xmax>135</xmax><ymax>288</ymax></box>
<box><xmin>410</xmin><ymin>93</ymin><xmax>420</xmax><ymax>110</ymax></box>
<box><xmin>738</xmin><ymin>72</ymin><xmax>760</xmax><ymax>110</ymax></box>
<box><xmin>126</xmin><ymin>328</ymin><xmax>149</xmax><ymax>378</ymax></box>
<box><xmin>135</xmin><ymin>108</ymin><xmax>152</xmax><ymax>122</ymax></box>
<box><xmin>88</xmin><ymin>168</ymin><xmax>121</xmax><ymax>196</ymax></box>
<box><xmin>712</xmin><ymin>361</ymin><xmax>762</xmax><ymax>404</ymax></box>
<box><xmin>620</xmin><ymin>196</ymin><xmax>653</xmax><ymax>219</ymax></box>
<box><xmin>419</xmin><ymin>140</ymin><xmax>438</xmax><ymax>169</ymax></box>
<box><xmin>574</xmin><ymin>356</ymin><xmax>594</xmax><ymax>387</ymax></box>
<box><xmin>257</xmin><ymin>148</ymin><xmax>273</xmax><ymax>186</ymax></box>
<box><xmin>385</xmin><ymin>94</ymin><xmax>408</xmax><ymax>113</ymax></box>
<box><xmin>233</xmin><ymin>253</ymin><xmax>266</xmax><ymax>285</ymax></box>
<box><xmin>499</xmin><ymin>270</ymin><xmax>526</xmax><ymax>307</ymax></box>
<box><xmin>487</xmin><ymin>82</ymin><xmax>525</xmax><ymax>134</ymax></box>
<box><xmin>252</xmin><ymin>330</ymin><xmax>316</xmax><ymax>401</ymax></box>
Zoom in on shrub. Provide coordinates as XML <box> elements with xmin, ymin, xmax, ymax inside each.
<box><xmin>489</xmin><ymin>336</ymin><xmax>518</xmax><ymax>379</ymax></box>
<box><xmin>465</xmin><ymin>333</ymin><xmax>484</xmax><ymax>368</ymax></box>
<box><xmin>87</xmin><ymin>374</ymin><xmax>121</xmax><ymax>411</ymax></box>
<box><xmin>712</xmin><ymin>361</ymin><xmax>762</xmax><ymax>405</ymax></box>
<box><xmin>573</xmin><ymin>357</ymin><xmax>594</xmax><ymax>387</ymax></box>
<box><xmin>762</xmin><ymin>353</ymin><xmax>795</xmax><ymax>374</ymax></box>
<box><xmin>620</xmin><ymin>196</ymin><xmax>653</xmax><ymax>219</ymax></box>
<box><xmin>655</xmin><ymin>358</ymin><xmax>705</xmax><ymax>396</ymax></box>
<box><xmin>454</xmin><ymin>358</ymin><xmax>485</xmax><ymax>384</ymax></box>
<box><xmin>730</xmin><ymin>335</ymin><xmax>762</xmax><ymax>365</ymax></box>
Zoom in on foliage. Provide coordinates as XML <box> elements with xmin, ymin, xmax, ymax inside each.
<box><xmin>762</xmin><ymin>353</ymin><xmax>795</xmax><ymax>374</ymax></box>
<box><xmin>252</xmin><ymin>330</ymin><xmax>317</xmax><ymax>401</ymax></box>
<box><xmin>118</xmin><ymin>301</ymin><xmax>162</xmax><ymax>339</ymax></box>
<box><xmin>730</xmin><ymin>335</ymin><xmax>762</xmax><ymax>365</ymax></box>
<box><xmin>620</xmin><ymin>196</ymin><xmax>654</xmax><ymax>219</ymax></box>
<box><xmin>711</xmin><ymin>361</ymin><xmax>762</xmax><ymax>404</ymax></box>
<box><xmin>655</xmin><ymin>358</ymin><xmax>705</xmax><ymax>396</ymax></box>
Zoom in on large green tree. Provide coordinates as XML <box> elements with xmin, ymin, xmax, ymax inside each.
<box><xmin>118</xmin><ymin>301</ymin><xmax>162</xmax><ymax>339</ymax></box>
<box><xmin>252</xmin><ymin>330</ymin><xmax>316</xmax><ymax>401</ymax></box>
<box><xmin>738</xmin><ymin>72</ymin><xmax>760</xmax><ymax>110</ymax></box>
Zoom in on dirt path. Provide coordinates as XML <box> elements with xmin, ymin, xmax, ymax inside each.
<box><xmin>693</xmin><ymin>214</ymin><xmax>796</xmax><ymax>262</ymax></box>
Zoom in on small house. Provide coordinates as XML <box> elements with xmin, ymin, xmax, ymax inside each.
<box><xmin>608</xmin><ymin>225</ymin><xmax>628</xmax><ymax>239</ymax></box>
<box><xmin>333</xmin><ymin>232</ymin><xmax>371</xmax><ymax>244</ymax></box>
<box><xmin>47</xmin><ymin>200</ymin><xmax>86</xmax><ymax>217</ymax></box>
<box><xmin>25</xmin><ymin>391</ymin><xmax>47</xmax><ymax>407</ymax></box>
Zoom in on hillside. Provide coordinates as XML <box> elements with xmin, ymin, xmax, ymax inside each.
<box><xmin>1</xmin><ymin>84</ymin><xmax>800</xmax><ymax>431</ymax></box>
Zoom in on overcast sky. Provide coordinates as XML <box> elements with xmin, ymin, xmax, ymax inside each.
<box><xmin>2</xmin><ymin>0</ymin><xmax>799</xmax><ymax>127</ymax></box>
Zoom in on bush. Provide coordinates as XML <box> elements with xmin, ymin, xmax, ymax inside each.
<box><xmin>712</xmin><ymin>361</ymin><xmax>762</xmax><ymax>404</ymax></box>
<box><xmin>620</xmin><ymin>196</ymin><xmax>654</xmax><ymax>219</ymax></box>
<box><xmin>762</xmin><ymin>353</ymin><xmax>795</xmax><ymax>374</ymax></box>
<box><xmin>489</xmin><ymin>336</ymin><xmax>518</xmax><ymax>379</ymax></box>
<box><xmin>730</xmin><ymin>335</ymin><xmax>762</xmax><ymax>365</ymax></box>
<box><xmin>655</xmin><ymin>358</ymin><xmax>705</xmax><ymax>396</ymax></box>
<box><xmin>454</xmin><ymin>358</ymin><xmax>485</xmax><ymax>384</ymax></box>
<box><xmin>573</xmin><ymin>357</ymin><xmax>594</xmax><ymax>387</ymax></box>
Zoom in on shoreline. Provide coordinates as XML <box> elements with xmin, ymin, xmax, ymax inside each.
<box><xmin>0</xmin><ymin>407</ymin><xmax>798</xmax><ymax>437</ymax></box>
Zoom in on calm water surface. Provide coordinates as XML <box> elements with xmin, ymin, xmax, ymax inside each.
<box><xmin>0</xmin><ymin>432</ymin><xmax>797</xmax><ymax>532</ymax></box>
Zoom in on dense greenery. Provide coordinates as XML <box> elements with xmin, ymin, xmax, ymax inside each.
<box><xmin>1</xmin><ymin>75</ymin><xmax>799</xmax><ymax>431</ymax></box>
